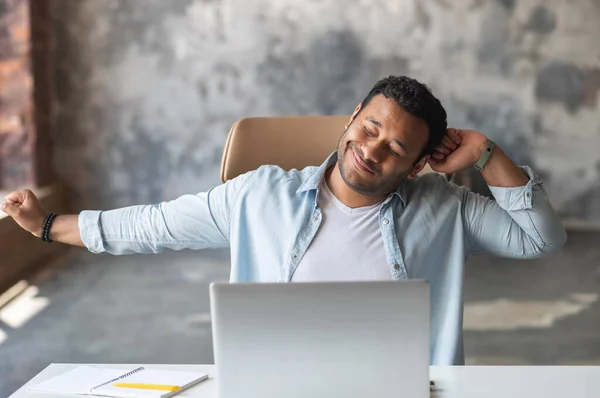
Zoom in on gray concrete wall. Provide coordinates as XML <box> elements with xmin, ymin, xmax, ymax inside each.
<box><xmin>50</xmin><ymin>0</ymin><xmax>600</xmax><ymax>222</ymax></box>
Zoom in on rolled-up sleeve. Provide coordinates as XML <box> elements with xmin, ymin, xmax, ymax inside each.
<box><xmin>78</xmin><ymin>210</ymin><xmax>105</xmax><ymax>253</ymax></box>
<box><xmin>460</xmin><ymin>166</ymin><xmax>567</xmax><ymax>257</ymax></box>
<box><xmin>78</xmin><ymin>171</ymin><xmax>255</xmax><ymax>255</ymax></box>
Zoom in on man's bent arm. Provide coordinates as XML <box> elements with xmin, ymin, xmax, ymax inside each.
<box><xmin>459</xmin><ymin>146</ymin><xmax>567</xmax><ymax>257</ymax></box>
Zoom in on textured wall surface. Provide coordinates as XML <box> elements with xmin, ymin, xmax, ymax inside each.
<box><xmin>50</xmin><ymin>0</ymin><xmax>600</xmax><ymax>222</ymax></box>
<box><xmin>0</xmin><ymin>0</ymin><xmax>36</xmax><ymax>189</ymax></box>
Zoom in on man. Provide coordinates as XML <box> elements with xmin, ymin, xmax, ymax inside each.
<box><xmin>1</xmin><ymin>76</ymin><xmax>566</xmax><ymax>365</ymax></box>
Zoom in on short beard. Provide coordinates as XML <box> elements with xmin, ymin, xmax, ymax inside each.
<box><xmin>337</xmin><ymin>139</ymin><xmax>410</xmax><ymax>197</ymax></box>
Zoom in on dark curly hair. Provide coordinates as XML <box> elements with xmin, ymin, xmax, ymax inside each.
<box><xmin>358</xmin><ymin>76</ymin><xmax>447</xmax><ymax>160</ymax></box>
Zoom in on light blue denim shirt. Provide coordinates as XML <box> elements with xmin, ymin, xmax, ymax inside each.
<box><xmin>79</xmin><ymin>152</ymin><xmax>567</xmax><ymax>365</ymax></box>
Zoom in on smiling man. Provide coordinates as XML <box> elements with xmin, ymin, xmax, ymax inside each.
<box><xmin>1</xmin><ymin>76</ymin><xmax>567</xmax><ymax>365</ymax></box>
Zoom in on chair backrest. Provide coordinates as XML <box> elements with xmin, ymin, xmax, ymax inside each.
<box><xmin>220</xmin><ymin>115</ymin><xmax>440</xmax><ymax>183</ymax></box>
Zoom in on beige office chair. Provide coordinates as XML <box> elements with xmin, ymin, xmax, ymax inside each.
<box><xmin>220</xmin><ymin>115</ymin><xmax>441</xmax><ymax>183</ymax></box>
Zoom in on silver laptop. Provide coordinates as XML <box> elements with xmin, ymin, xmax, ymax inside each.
<box><xmin>209</xmin><ymin>281</ymin><xmax>430</xmax><ymax>398</ymax></box>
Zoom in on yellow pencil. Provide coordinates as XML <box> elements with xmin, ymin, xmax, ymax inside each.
<box><xmin>112</xmin><ymin>382</ymin><xmax>180</xmax><ymax>392</ymax></box>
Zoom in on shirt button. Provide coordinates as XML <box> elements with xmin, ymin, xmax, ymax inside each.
<box><xmin>291</xmin><ymin>253</ymin><xmax>297</xmax><ymax>260</ymax></box>
<box><xmin>313</xmin><ymin>216</ymin><xmax>318</xmax><ymax>221</ymax></box>
<box><xmin>526</xmin><ymin>192</ymin><xmax>531</xmax><ymax>198</ymax></box>
<box><xmin>393</xmin><ymin>264</ymin><xmax>400</xmax><ymax>270</ymax></box>
<box><xmin>383</xmin><ymin>219</ymin><xmax>390</xmax><ymax>225</ymax></box>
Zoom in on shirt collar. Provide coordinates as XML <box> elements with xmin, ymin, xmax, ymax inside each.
<box><xmin>296</xmin><ymin>151</ymin><xmax>407</xmax><ymax>207</ymax></box>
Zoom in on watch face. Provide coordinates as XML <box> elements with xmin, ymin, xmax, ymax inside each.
<box><xmin>475</xmin><ymin>140</ymin><xmax>495</xmax><ymax>170</ymax></box>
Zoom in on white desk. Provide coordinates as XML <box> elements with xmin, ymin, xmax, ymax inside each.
<box><xmin>9</xmin><ymin>363</ymin><xmax>600</xmax><ymax>398</ymax></box>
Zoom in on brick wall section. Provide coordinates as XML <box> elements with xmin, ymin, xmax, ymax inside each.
<box><xmin>0</xmin><ymin>0</ymin><xmax>35</xmax><ymax>189</ymax></box>
<box><xmin>30</xmin><ymin>0</ymin><xmax>54</xmax><ymax>187</ymax></box>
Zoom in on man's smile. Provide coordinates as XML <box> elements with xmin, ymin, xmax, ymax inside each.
<box><xmin>351</xmin><ymin>147</ymin><xmax>375</xmax><ymax>174</ymax></box>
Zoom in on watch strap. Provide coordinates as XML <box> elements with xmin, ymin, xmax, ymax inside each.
<box><xmin>474</xmin><ymin>140</ymin><xmax>496</xmax><ymax>171</ymax></box>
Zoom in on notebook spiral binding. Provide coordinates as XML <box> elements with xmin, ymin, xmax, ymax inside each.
<box><xmin>90</xmin><ymin>366</ymin><xmax>146</xmax><ymax>391</ymax></box>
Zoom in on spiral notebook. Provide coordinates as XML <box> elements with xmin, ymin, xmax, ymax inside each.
<box><xmin>27</xmin><ymin>366</ymin><xmax>208</xmax><ymax>398</ymax></box>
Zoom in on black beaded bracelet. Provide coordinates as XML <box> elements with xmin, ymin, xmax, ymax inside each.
<box><xmin>41</xmin><ymin>212</ymin><xmax>58</xmax><ymax>243</ymax></box>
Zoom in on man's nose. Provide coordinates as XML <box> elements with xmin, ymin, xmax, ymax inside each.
<box><xmin>362</xmin><ymin>141</ymin><xmax>383</xmax><ymax>163</ymax></box>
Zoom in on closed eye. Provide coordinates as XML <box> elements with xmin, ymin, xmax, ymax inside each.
<box><xmin>362</xmin><ymin>126</ymin><xmax>374</xmax><ymax>137</ymax></box>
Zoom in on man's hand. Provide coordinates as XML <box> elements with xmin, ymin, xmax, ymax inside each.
<box><xmin>427</xmin><ymin>128</ymin><xmax>489</xmax><ymax>175</ymax></box>
<box><xmin>0</xmin><ymin>189</ymin><xmax>47</xmax><ymax>237</ymax></box>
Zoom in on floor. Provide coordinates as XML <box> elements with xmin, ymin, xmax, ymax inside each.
<box><xmin>1</xmin><ymin>232</ymin><xmax>599</xmax><ymax>396</ymax></box>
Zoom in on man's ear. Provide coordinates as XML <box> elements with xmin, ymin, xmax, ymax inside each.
<box><xmin>345</xmin><ymin>103</ymin><xmax>362</xmax><ymax>129</ymax></box>
<box><xmin>409</xmin><ymin>155</ymin><xmax>430</xmax><ymax>178</ymax></box>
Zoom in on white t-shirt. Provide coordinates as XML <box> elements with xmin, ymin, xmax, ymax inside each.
<box><xmin>292</xmin><ymin>182</ymin><xmax>393</xmax><ymax>281</ymax></box>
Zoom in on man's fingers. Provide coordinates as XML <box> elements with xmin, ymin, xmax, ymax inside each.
<box><xmin>441</xmin><ymin>135</ymin><xmax>457</xmax><ymax>150</ymax></box>
<box><xmin>446</xmin><ymin>128</ymin><xmax>461</xmax><ymax>145</ymax></box>
<box><xmin>432</xmin><ymin>151</ymin><xmax>446</xmax><ymax>160</ymax></box>
<box><xmin>0</xmin><ymin>202</ymin><xmax>20</xmax><ymax>217</ymax></box>
<box><xmin>4</xmin><ymin>190</ymin><xmax>27</xmax><ymax>204</ymax></box>
<box><xmin>434</xmin><ymin>145</ymin><xmax>451</xmax><ymax>155</ymax></box>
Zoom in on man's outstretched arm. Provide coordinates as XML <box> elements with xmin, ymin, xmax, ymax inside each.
<box><xmin>1</xmin><ymin>171</ymin><xmax>254</xmax><ymax>254</ymax></box>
